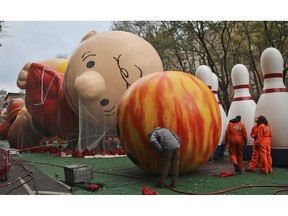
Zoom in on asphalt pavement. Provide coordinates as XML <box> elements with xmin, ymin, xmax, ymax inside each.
<box><xmin>0</xmin><ymin>153</ymin><xmax>71</xmax><ymax>195</ymax></box>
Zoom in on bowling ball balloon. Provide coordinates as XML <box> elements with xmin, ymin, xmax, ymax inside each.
<box><xmin>116</xmin><ymin>71</ymin><xmax>221</xmax><ymax>174</ymax></box>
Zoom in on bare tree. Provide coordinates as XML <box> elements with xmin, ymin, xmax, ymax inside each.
<box><xmin>0</xmin><ymin>21</ymin><xmax>11</xmax><ymax>47</ymax></box>
<box><xmin>111</xmin><ymin>21</ymin><xmax>288</xmax><ymax>112</ymax></box>
<box><xmin>55</xmin><ymin>53</ymin><xmax>69</xmax><ymax>59</ymax></box>
<box><xmin>0</xmin><ymin>21</ymin><xmax>4</xmax><ymax>47</ymax></box>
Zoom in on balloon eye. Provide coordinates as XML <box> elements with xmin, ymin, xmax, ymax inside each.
<box><xmin>86</xmin><ymin>61</ymin><xmax>95</xmax><ymax>68</ymax></box>
<box><xmin>100</xmin><ymin>99</ymin><xmax>109</xmax><ymax>106</ymax></box>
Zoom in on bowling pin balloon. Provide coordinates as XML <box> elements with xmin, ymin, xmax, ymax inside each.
<box><xmin>255</xmin><ymin>47</ymin><xmax>288</xmax><ymax>166</ymax></box>
<box><xmin>195</xmin><ymin>65</ymin><xmax>212</xmax><ymax>89</ymax></box>
<box><xmin>211</xmin><ymin>72</ymin><xmax>228</xmax><ymax>160</ymax></box>
<box><xmin>196</xmin><ymin>65</ymin><xmax>222</xmax><ymax>159</ymax></box>
<box><xmin>227</xmin><ymin>64</ymin><xmax>256</xmax><ymax>159</ymax></box>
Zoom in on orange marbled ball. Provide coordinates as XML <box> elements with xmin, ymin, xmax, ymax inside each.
<box><xmin>116</xmin><ymin>71</ymin><xmax>221</xmax><ymax>174</ymax></box>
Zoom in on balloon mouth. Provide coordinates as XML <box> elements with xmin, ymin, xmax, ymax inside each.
<box><xmin>104</xmin><ymin>105</ymin><xmax>115</xmax><ymax>116</ymax></box>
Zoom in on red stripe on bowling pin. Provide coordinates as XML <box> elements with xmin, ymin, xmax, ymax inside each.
<box><xmin>232</xmin><ymin>96</ymin><xmax>253</xmax><ymax>101</ymax></box>
<box><xmin>233</xmin><ymin>84</ymin><xmax>249</xmax><ymax>90</ymax></box>
<box><xmin>262</xmin><ymin>88</ymin><xmax>288</xmax><ymax>93</ymax></box>
<box><xmin>262</xmin><ymin>73</ymin><xmax>288</xmax><ymax>94</ymax></box>
<box><xmin>264</xmin><ymin>73</ymin><xmax>283</xmax><ymax>79</ymax></box>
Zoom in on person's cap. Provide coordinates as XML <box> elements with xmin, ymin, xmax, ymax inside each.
<box><xmin>235</xmin><ymin>115</ymin><xmax>241</xmax><ymax>121</ymax></box>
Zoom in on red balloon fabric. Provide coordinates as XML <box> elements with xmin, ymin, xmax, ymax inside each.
<box><xmin>219</xmin><ymin>171</ymin><xmax>234</xmax><ymax>177</ymax></box>
<box><xmin>142</xmin><ymin>186</ymin><xmax>159</xmax><ymax>195</ymax></box>
<box><xmin>25</xmin><ymin>63</ymin><xmax>78</xmax><ymax>138</ymax></box>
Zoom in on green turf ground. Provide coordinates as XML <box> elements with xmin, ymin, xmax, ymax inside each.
<box><xmin>18</xmin><ymin>152</ymin><xmax>288</xmax><ymax>195</ymax></box>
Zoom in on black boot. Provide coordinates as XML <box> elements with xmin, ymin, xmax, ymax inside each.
<box><xmin>233</xmin><ymin>164</ymin><xmax>240</xmax><ymax>172</ymax></box>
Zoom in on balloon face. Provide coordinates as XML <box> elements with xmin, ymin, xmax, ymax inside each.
<box><xmin>116</xmin><ymin>71</ymin><xmax>221</xmax><ymax>174</ymax></box>
<box><xmin>64</xmin><ymin>31</ymin><xmax>163</xmax><ymax>129</ymax></box>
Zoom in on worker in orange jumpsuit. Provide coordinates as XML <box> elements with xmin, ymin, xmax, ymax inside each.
<box><xmin>246</xmin><ymin>117</ymin><xmax>261</xmax><ymax>172</ymax></box>
<box><xmin>255</xmin><ymin>116</ymin><xmax>272</xmax><ymax>174</ymax></box>
<box><xmin>225</xmin><ymin>115</ymin><xmax>247</xmax><ymax>174</ymax></box>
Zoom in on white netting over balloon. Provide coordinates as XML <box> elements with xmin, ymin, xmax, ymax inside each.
<box><xmin>4</xmin><ymin>30</ymin><xmax>163</xmax><ymax>158</ymax></box>
<box><xmin>75</xmin><ymin>98</ymin><xmax>122</xmax><ymax>156</ymax></box>
<box><xmin>77</xmin><ymin>99</ymin><xmax>108</xmax><ymax>151</ymax></box>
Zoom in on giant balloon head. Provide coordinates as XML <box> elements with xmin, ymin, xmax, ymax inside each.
<box><xmin>64</xmin><ymin>30</ymin><xmax>163</xmax><ymax>129</ymax></box>
<box><xmin>116</xmin><ymin>71</ymin><xmax>221</xmax><ymax>174</ymax></box>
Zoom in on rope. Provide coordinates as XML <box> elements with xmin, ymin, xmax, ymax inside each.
<box><xmin>164</xmin><ymin>183</ymin><xmax>288</xmax><ymax>195</ymax></box>
<box><xmin>17</xmin><ymin>143</ymin><xmax>67</xmax><ymax>152</ymax></box>
<box><xmin>15</xmin><ymin>133</ymin><xmax>115</xmax><ymax>153</ymax></box>
<box><xmin>273</xmin><ymin>188</ymin><xmax>288</xmax><ymax>195</ymax></box>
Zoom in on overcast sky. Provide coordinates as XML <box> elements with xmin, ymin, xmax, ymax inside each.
<box><xmin>1</xmin><ymin>0</ymin><xmax>287</xmax><ymax>212</ymax></box>
<box><xmin>1</xmin><ymin>0</ymin><xmax>285</xmax><ymax>94</ymax></box>
<box><xmin>0</xmin><ymin>21</ymin><xmax>112</xmax><ymax>93</ymax></box>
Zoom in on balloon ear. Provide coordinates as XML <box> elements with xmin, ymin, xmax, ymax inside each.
<box><xmin>81</xmin><ymin>31</ymin><xmax>97</xmax><ymax>43</ymax></box>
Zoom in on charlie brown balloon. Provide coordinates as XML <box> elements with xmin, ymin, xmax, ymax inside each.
<box><xmin>64</xmin><ymin>30</ymin><xmax>163</xmax><ymax>129</ymax></box>
<box><xmin>16</xmin><ymin>30</ymin><xmax>163</xmax><ymax>154</ymax></box>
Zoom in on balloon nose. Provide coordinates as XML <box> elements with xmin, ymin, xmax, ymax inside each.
<box><xmin>74</xmin><ymin>70</ymin><xmax>106</xmax><ymax>101</ymax></box>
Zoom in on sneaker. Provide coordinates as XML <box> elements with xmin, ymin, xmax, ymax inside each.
<box><xmin>245</xmin><ymin>168</ymin><xmax>254</xmax><ymax>172</ymax></box>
